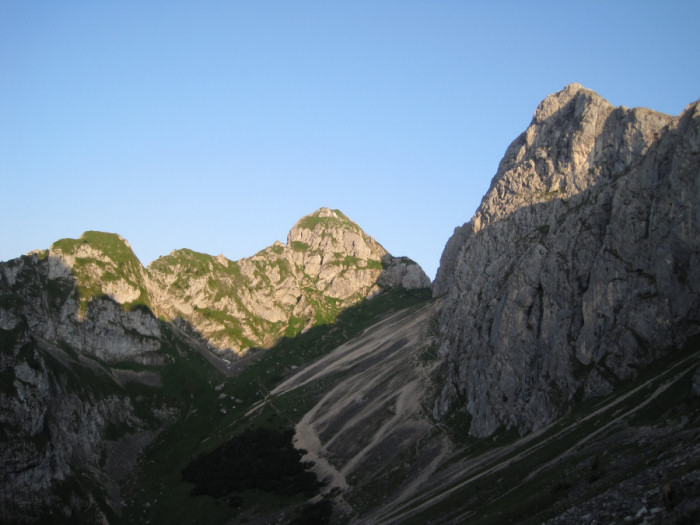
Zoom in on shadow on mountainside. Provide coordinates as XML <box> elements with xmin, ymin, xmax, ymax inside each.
<box><xmin>0</xmin><ymin>250</ymin><xmax>433</xmax><ymax>523</ymax></box>
<box><xmin>123</xmin><ymin>285</ymin><xmax>433</xmax><ymax>524</ymax></box>
<box><xmin>352</xmin><ymin>97</ymin><xmax>700</xmax><ymax>525</ymax></box>
<box><xmin>4</xmin><ymin>94</ymin><xmax>697</xmax><ymax>524</ymax></box>
<box><xmin>147</xmin><ymin>97</ymin><xmax>700</xmax><ymax>524</ymax></box>
<box><xmin>121</xmin><ymin>97</ymin><xmax>700</xmax><ymax>524</ymax></box>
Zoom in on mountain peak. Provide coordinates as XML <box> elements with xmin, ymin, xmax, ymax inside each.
<box><xmin>49</xmin><ymin>230</ymin><xmax>149</xmax><ymax>309</ymax></box>
<box><xmin>52</xmin><ymin>230</ymin><xmax>133</xmax><ymax>259</ymax></box>
<box><xmin>314</xmin><ymin>206</ymin><xmax>338</xmax><ymax>217</ymax></box>
<box><xmin>532</xmin><ymin>82</ymin><xmax>609</xmax><ymax>124</ymax></box>
<box><xmin>468</xmin><ymin>85</ymin><xmax>673</xmax><ymax>234</ymax></box>
<box><xmin>145</xmin><ymin>208</ymin><xmax>429</xmax><ymax>353</ymax></box>
<box><xmin>290</xmin><ymin>207</ymin><xmax>359</xmax><ymax>234</ymax></box>
<box><xmin>1</xmin><ymin>209</ymin><xmax>427</xmax><ymax>357</ymax></box>
<box><xmin>432</xmin><ymin>85</ymin><xmax>698</xmax><ymax>438</ymax></box>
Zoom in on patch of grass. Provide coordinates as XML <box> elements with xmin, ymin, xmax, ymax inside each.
<box><xmin>160</xmin><ymin>249</ymin><xmax>212</xmax><ymax>276</ymax></box>
<box><xmin>296</xmin><ymin>209</ymin><xmax>359</xmax><ymax>233</ymax></box>
<box><xmin>366</xmin><ymin>258</ymin><xmax>383</xmax><ymax>270</ymax></box>
<box><xmin>122</xmin><ymin>291</ymin><xmax>153</xmax><ymax>312</ymax></box>
<box><xmin>290</xmin><ymin>240</ymin><xmax>309</xmax><ymax>252</ymax></box>
<box><xmin>51</xmin><ymin>231</ymin><xmax>152</xmax><ymax>312</ymax></box>
<box><xmin>197</xmin><ymin>307</ymin><xmax>236</xmax><ymax>325</ymax></box>
<box><xmin>284</xmin><ymin>315</ymin><xmax>306</xmax><ymax>338</ymax></box>
<box><xmin>80</xmin><ymin>231</ymin><xmax>135</xmax><ymax>264</ymax></box>
<box><xmin>274</xmin><ymin>258</ymin><xmax>293</xmax><ymax>280</ymax></box>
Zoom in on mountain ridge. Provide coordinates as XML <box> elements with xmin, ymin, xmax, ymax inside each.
<box><xmin>1</xmin><ymin>84</ymin><xmax>699</xmax><ymax>524</ymax></box>
<box><xmin>0</xmin><ymin>206</ymin><xmax>430</xmax><ymax>522</ymax></box>
<box><xmin>32</xmin><ymin>207</ymin><xmax>430</xmax><ymax>357</ymax></box>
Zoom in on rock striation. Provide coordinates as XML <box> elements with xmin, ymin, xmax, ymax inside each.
<box><xmin>432</xmin><ymin>84</ymin><xmax>700</xmax><ymax>437</ymax></box>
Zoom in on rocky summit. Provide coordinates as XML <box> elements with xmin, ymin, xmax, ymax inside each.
<box><xmin>7</xmin><ymin>207</ymin><xmax>428</xmax><ymax>360</ymax></box>
<box><xmin>1</xmin><ymin>85</ymin><xmax>698</xmax><ymax>524</ymax></box>
<box><xmin>147</xmin><ymin>207</ymin><xmax>429</xmax><ymax>354</ymax></box>
<box><xmin>432</xmin><ymin>83</ymin><xmax>700</xmax><ymax>438</ymax></box>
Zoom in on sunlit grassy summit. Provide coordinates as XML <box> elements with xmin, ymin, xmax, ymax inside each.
<box><xmin>43</xmin><ymin>207</ymin><xmax>430</xmax><ymax>355</ymax></box>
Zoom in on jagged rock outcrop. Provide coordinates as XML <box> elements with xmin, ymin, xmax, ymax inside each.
<box><xmin>0</xmin><ymin>252</ymin><xmax>165</xmax><ymax>522</ymax></box>
<box><xmin>433</xmin><ymin>84</ymin><xmax>700</xmax><ymax>437</ymax></box>
<box><xmin>377</xmin><ymin>255</ymin><xmax>432</xmax><ymax>290</ymax></box>
<box><xmin>2</xmin><ymin>242</ymin><xmax>162</xmax><ymax>365</ymax></box>
<box><xmin>148</xmin><ymin>207</ymin><xmax>430</xmax><ymax>354</ymax></box>
<box><xmin>0</xmin><ymin>345</ymin><xmax>149</xmax><ymax>522</ymax></box>
<box><xmin>3</xmin><ymin>208</ymin><xmax>429</xmax><ymax>358</ymax></box>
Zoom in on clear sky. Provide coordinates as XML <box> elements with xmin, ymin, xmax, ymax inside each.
<box><xmin>1</xmin><ymin>1</ymin><xmax>698</xmax><ymax>279</ymax></box>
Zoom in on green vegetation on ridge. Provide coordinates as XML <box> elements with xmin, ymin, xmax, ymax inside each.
<box><xmin>50</xmin><ymin>231</ymin><xmax>151</xmax><ymax>312</ymax></box>
<box><xmin>295</xmin><ymin>208</ymin><xmax>359</xmax><ymax>232</ymax></box>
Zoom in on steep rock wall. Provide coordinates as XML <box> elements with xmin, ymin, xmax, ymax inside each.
<box><xmin>0</xmin><ymin>255</ymin><xmax>162</xmax><ymax>522</ymax></box>
<box><xmin>433</xmin><ymin>84</ymin><xmax>700</xmax><ymax>437</ymax></box>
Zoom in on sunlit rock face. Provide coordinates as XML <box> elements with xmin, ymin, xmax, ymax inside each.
<box><xmin>5</xmin><ymin>208</ymin><xmax>430</xmax><ymax>359</ymax></box>
<box><xmin>147</xmin><ymin>207</ymin><xmax>430</xmax><ymax>354</ymax></box>
<box><xmin>433</xmin><ymin>84</ymin><xmax>700</xmax><ymax>437</ymax></box>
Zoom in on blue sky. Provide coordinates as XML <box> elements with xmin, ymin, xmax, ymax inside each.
<box><xmin>1</xmin><ymin>2</ymin><xmax>698</xmax><ymax>279</ymax></box>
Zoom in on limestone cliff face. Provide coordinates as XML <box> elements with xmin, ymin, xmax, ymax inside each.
<box><xmin>0</xmin><ymin>252</ymin><xmax>164</xmax><ymax>522</ymax></box>
<box><xmin>433</xmin><ymin>84</ymin><xmax>700</xmax><ymax>437</ymax></box>
<box><xmin>147</xmin><ymin>207</ymin><xmax>430</xmax><ymax>354</ymax></box>
<box><xmin>2</xmin><ymin>238</ymin><xmax>162</xmax><ymax>365</ymax></box>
